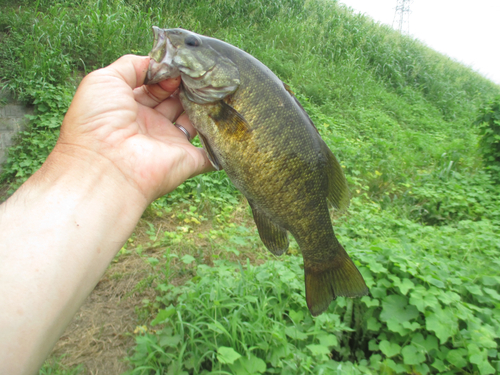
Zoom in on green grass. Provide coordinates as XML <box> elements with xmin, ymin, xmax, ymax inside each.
<box><xmin>125</xmin><ymin>198</ymin><xmax>500</xmax><ymax>374</ymax></box>
<box><xmin>0</xmin><ymin>0</ymin><xmax>499</xmax><ymax>374</ymax></box>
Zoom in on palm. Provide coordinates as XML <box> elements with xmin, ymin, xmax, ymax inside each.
<box><xmin>59</xmin><ymin>56</ymin><xmax>211</xmax><ymax>202</ymax></box>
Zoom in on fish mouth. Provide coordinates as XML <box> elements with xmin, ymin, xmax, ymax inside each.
<box><xmin>144</xmin><ymin>26</ymin><xmax>211</xmax><ymax>85</ymax></box>
<box><xmin>144</xmin><ymin>26</ymin><xmax>181</xmax><ymax>85</ymax></box>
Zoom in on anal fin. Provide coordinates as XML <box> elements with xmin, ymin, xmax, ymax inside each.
<box><xmin>248</xmin><ymin>201</ymin><xmax>289</xmax><ymax>256</ymax></box>
<box><xmin>304</xmin><ymin>243</ymin><xmax>368</xmax><ymax>316</ymax></box>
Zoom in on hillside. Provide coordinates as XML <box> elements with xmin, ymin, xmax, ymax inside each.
<box><xmin>1</xmin><ymin>0</ymin><xmax>499</xmax><ymax>374</ymax></box>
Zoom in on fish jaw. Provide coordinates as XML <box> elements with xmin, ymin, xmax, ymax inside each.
<box><xmin>144</xmin><ymin>26</ymin><xmax>181</xmax><ymax>84</ymax></box>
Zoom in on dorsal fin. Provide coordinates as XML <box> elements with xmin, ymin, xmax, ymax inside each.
<box><xmin>283</xmin><ymin>82</ymin><xmax>320</xmax><ymax>134</ymax></box>
<box><xmin>321</xmin><ymin>140</ymin><xmax>350</xmax><ymax>211</ymax></box>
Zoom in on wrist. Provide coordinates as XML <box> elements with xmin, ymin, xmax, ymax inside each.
<box><xmin>41</xmin><ymin>142</ymin><xmax>150</xmax><ymax>211</ymax></box>
<box><xmin>0</xmin><ymin>143</ymin><xmax>148</xmax><ymax>374</ymax></box>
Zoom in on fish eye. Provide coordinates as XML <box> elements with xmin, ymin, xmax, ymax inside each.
<box><xmin>185</xmin><ymin>35</ymin><xmax>201</xmax><ymax>47</ymax></box>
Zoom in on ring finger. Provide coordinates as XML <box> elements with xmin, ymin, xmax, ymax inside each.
<box><xmin>173</xmin><ymin>112</ymin><xmax>197</xmax><ymax>141</ymax></box>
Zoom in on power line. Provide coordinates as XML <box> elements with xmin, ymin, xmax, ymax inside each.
<box><xmin>393</xmin><ymin>0</ymin><xmax>412</xmax><ymax>34</ymax></box>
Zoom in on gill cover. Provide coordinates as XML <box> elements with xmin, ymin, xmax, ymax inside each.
<box><xmin>146</xmin><ymin>27</ymin><xmax>240</xmax><ymax>104</ymax></box>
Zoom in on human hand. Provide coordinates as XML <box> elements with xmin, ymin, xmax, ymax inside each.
<box><xmin>57</xmin><ymin>54</ymin><xmax>213</xmax><ymax>204</ymax></box>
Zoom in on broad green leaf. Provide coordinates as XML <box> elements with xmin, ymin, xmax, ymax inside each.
<box><xmin>470</xmin><ymin>353</ymin><xmax>486</xmax><ymax>365</ymax></box>
<box><xmin>447</xmin><ymin>348</ymin><xmax>467</xmax><ymax>368</ymax></box>
<box><xmin>368</xmin><ymin>262</ymin><xmax>387</xmax><ymax>273</ymax></box>
<box><xmin>370</xmin><ymin>287</ymin><xmax>387</xmax><ymax>299</ymax></box>
<box><xmin>466</xmin><ymin>285</ymin><xmax>483</xmax><ymax>296</ymax></box>
<box><xmin>151</xmin><ymin>305</ymin><xmax>176</xmax><ymax>326</ymax></box>
<box><xmin>386</xmin><ymin>320</ymin><xmax>410</xmax><ymax>336</ymax></box>
<box><xmin>369</xmin><ymin>339</ymin><xmax>379</xmax><ymax>351</ymax></box>
<box><xmin>393</xmin><ymin>277</ymin><xmax>414</xmax><ymax>295</ymax></box>
<box><xmin>147</xmin><ymin>257</ymin><xmax>159</xmax><ymax>266</ymax></box>
<box><xmin>217</xmin><ymin>346</ymin><xmax>241</xmax><ymax>364</ymax></box>
<box><xmin>307</xmin><ymin>344</ymin><xmax>331</xmax><ymax>356</ymax></box>
<box><xmin>370</xmin><ymin>354</ymin><xmax>383</xmax><ymax>371</ymax></box>
<box><xmin>285</xmin><ymin>326</ymin><xmax>308</xmax><ymax>340</ymax></box>
<box><xmin>181</xmin><ymin>254</ymin><xmax>196</xmax><ymax>264</ymax></box>
<box><xmin>160</xmin><ymin>334</ymin><xmax>182</xmax><ymax>348</ymax></box>
<box><xmin>477</xmin><ymin>360</ymin><xmax>496</xmax><ymax>375</ymax></box>
<box><xmin>402</xmin><ymin>321</ymin><xmax>420</xmax><ymax>331</ymax></box>
<box><xmin>438</xmin><ymin>290</ymin><xmax>461</xmax><ymax>305</ymax></box>
<box><xmin>360</xmin><ymin>267</ymin><xmax>375</xmax><ymax>288</ymax></box>
<box><xmin>425</xmin><ymin>307</ymin><xmax>458</xmax><ymax>344</ymax></box>
<box><xmin>469</xmin><ymin>326</ymin><xmax>498</xmax><ymax>348</ymax></box>
<box><xmin>402</xmin><ymin>344</ymin><xmax>425</xmax><ymax>365</ymax></box>
<box><xmin>379</xmin><ymin>340</ymin><xmax>401</xmax><ymax>357</ymax></box>
<box><xmin>317</xmin><ymin>333</ymin><xmax>338</xmax><ymax>347</ymax></box>
<box><xmin>367</xmin><ymin>316</ymin><xmax>381</xmax><ymax>331</ymax></box>
<box><xmin>269</xmin><ymin>345</ymin><xmax>287</xmax><ymax>367</ymax></box>
<box><xmin>482</xmin><ymin>276</ymin><xmax>500</xmax><ymax>286</ymax></box>
<box><xmin>289</xmin><ymin>310</ymin><xmax>304</xmax><ymax>323</ymax></box>
<box><xmin>361</xmin><ymin>295</ymin><xmax>380</xmax><ymax>307</ymax></box>
<box><xmin>166</xmin><ymin>362</ymin><xmax>188</xmax><ymax>375</ymax></box>
<box><xmin>229</xmin><ymin>354</ymin><xmax>267</xmax><ymax>374</ymax></box>
<box><xmin>425</xmin><ymin>276</ymin><xmax>445</xmax><ymax>288</ymax></box>
<box><xmin>483</xmin><ymin>287</ymin><xmax>500</xmax><ymax>300</ymax></box>
<box><xmin>415</xmin><ymin>363</ymin><xmax>430</xmax><ymax>375</ymax></box>
<box><xmin>412</xmin><ymin>333</ymin><xmax>438</xmax><ymax>353</ymax></box>
<box><xmin>431</xmin><ymin>359</ymin><xmax>447</xmax><ymax>372</ymax></box>
<box><xmin>468</xmin><ymin>345</ymin><xmax>494</xmax><ymax>374</ymax></box>
<box><xmin>468</xmin><ymin>343</ymin><xmax>481</xmax><ymax>357</ymax></box>
<box><xmin>380</xmin><ymin>295</ymin><xmax>419</xmax><ymax>324</ymax></box>
<box><xmin>385</xmin><ymin>358</ymin><xmax>406</xmax><ymax>373</ymax></box>
<box><xmin>410</xmin><ymin>286</ymin><xmax>439</xmax><ymax>312</ymax></box>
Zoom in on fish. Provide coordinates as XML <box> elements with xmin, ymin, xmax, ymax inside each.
<box><xmin>145</xmin><ymin>27</ymin><xmax>368</xmax><ymax>316</ymax></box>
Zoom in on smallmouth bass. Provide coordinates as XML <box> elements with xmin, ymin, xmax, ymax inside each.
<box><xmin>145</xmin><ymin>27</ymin><xmax>368</xmax><ymax>316</ymax></box>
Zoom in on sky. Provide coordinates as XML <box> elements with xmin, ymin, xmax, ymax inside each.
<box><xmin>338</xmin><ymin>0</ymin><xmax>500</xmax><ymax>86</ymax></box>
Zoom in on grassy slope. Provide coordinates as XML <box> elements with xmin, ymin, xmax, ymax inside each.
<box><xmin>1</xmin><ymin>0</ymin><xmax>500</xmax><ymax>374</ymax></box>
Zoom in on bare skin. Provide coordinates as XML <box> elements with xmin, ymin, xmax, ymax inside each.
<box><xmin>0</xmin><ymin>55</ymin><xmax>213</xmax><ymax>375</ymax></box>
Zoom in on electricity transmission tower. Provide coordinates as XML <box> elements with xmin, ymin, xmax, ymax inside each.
<box><xmin>392</xmin><ymin>0</ymin><xmax>412</xmax><ymax>34</ymax></box>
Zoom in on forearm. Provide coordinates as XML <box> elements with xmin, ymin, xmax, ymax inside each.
<box><xmin>0</xmin><ymin>144</ymin><xmax>148</xmax><ymax>375</ymax></box>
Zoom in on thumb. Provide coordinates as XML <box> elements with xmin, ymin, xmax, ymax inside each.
<box><xmin>104</xmin><ymin>54</ymin><xmax>151</xmax><ymax>89</ymax></box>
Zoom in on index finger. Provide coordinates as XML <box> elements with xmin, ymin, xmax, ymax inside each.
<box><xmin>133</xmin><ymin>77</ymin><xmax>181</xmax><ymax>108</ymax></box>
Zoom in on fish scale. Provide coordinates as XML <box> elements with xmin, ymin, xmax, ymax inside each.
<box><xmin>145</xmin><ymin>27</ymin><xmax>368</xmax><ymax>316</ymax></box>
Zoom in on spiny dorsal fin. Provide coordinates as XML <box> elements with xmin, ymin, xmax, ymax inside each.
<box><xmin>248</xmin><ymin>200</ymin><xmax>289</xmax><ymax>256</ymax></box>
<box><xmin>283</xmin><ymin>82</ymin><xmax>320</xmax><ymax>134</ymax></box>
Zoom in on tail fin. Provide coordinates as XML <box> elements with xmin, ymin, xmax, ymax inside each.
<box><xmin>304</xmin><ymin>244</ymin><xmax>368</xmax><ymax>316</ymax></box>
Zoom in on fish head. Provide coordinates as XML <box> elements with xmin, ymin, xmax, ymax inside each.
<box><xmin>145</xmin><ymin>27</ymin><xmax>240</xmax><ymax>104</ymax></box>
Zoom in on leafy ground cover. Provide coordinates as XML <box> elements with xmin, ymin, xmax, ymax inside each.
<box><xmin>0</xmin><ymin>0</ymin><xmax>499</xmax><ymax>374</ymax></box>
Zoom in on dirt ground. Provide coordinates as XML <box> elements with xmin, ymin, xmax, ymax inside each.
<box><xmin>47</xmin><ymin>248</ymin><xmax>154</xmax><ymax>374</ymax></box>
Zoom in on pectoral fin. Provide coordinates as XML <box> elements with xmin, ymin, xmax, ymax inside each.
<box><xmin>198</xmin><ymin>132</ymin><xmax>222</xmax><ymax>171</ymax></box>
<box><xmin>248</xmin><ymin>201</ymin><xmax>289</xmax><ymax>256</ymax></box>
<box><xmin>210</xmin><ymin>100</ymin><xmax>251</xmax><ymax>141</ymax></box>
